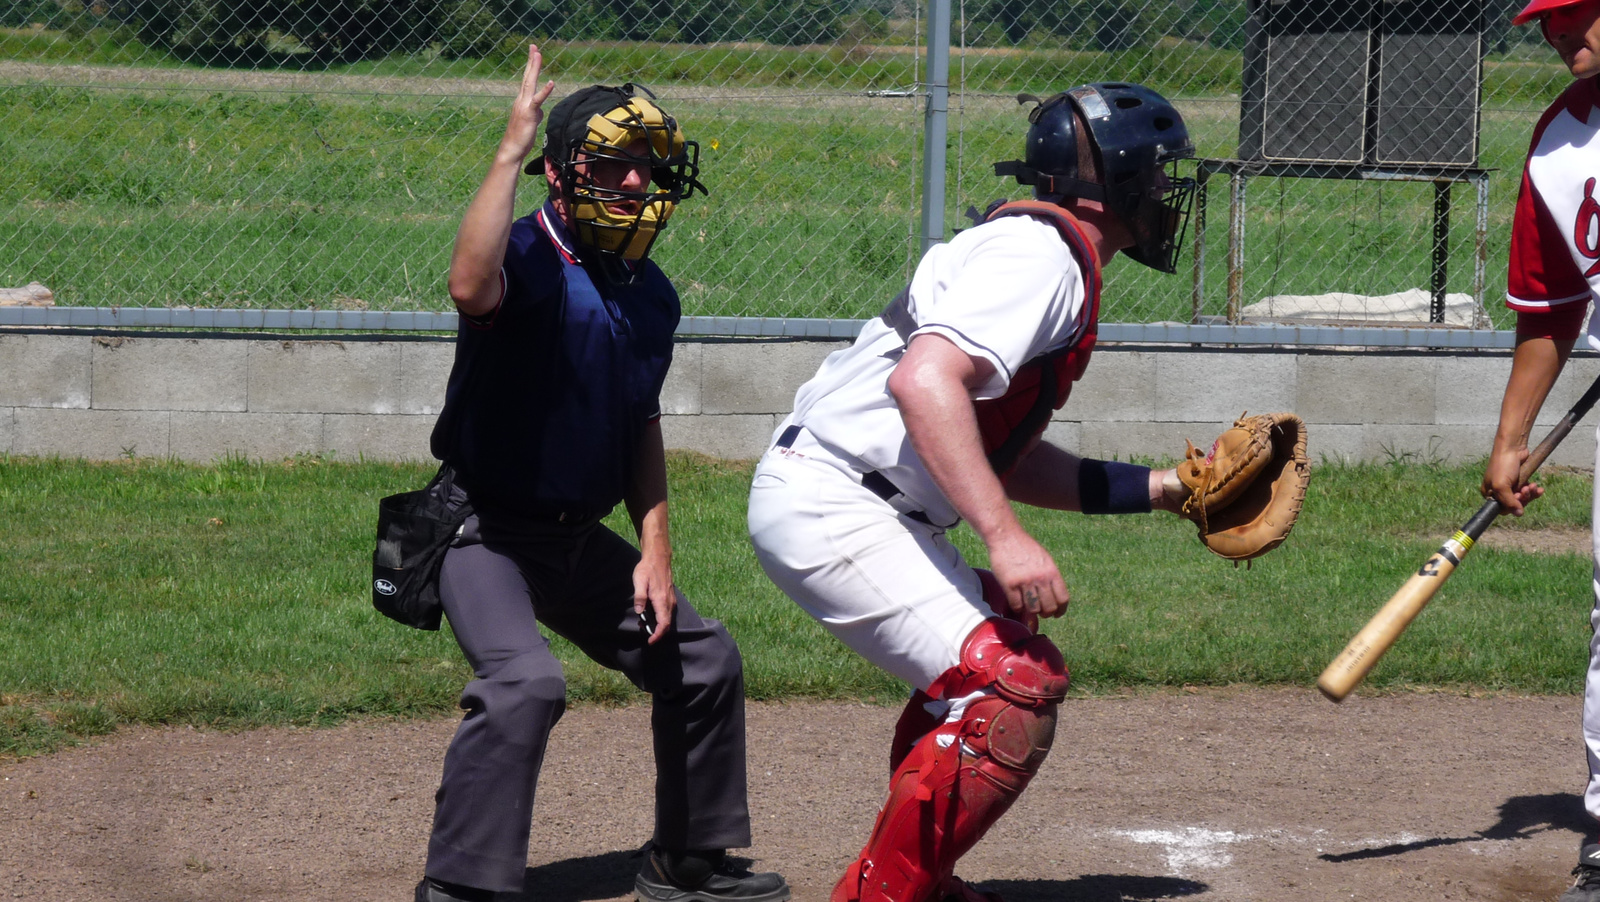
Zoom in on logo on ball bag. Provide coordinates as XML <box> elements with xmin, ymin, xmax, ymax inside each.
<box><xmin>371</xmin><ymin>464</ymin><xmax>470</xmax><ymax>631</ymax></box>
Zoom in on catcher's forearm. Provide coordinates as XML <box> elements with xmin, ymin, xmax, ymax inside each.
<box><xmin>1003</xmin><ymin>445</ymin><xmax>1149</xmax><ymax>514</ymax></box>
<box><xmin>1077</xmin><ymin>458</ymin><xmax>1153</xmax><ymax>514</ymax></box>
<box><xmin>1005</xmin><ymin>446</ymin><xmax>1172</xmax><ymax>515</ymax></box>
<box><xmin>1001</xmin><ymin>443</ymin><xmax>1082</xmax><ymax>509</ymax></box>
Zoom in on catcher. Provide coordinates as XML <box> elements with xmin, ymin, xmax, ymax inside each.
<box><xmin>746</xmin><ymin>83</ymin><xmax>1309</xmax><ymax>902</ymax></box>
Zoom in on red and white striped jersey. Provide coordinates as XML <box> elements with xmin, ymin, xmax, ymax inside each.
<box><xmin>1508</xmin><ymin>75</ymin><xmax>1600</xmax><ymax>347</ymax></box>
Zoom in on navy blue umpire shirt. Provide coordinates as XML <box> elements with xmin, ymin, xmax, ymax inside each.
<box><xmin>430</xmin><ymin>201</ymin><xmax>680</xmax><ymax>518</ymax></box>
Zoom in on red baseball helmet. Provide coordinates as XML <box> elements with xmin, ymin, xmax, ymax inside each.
<box><xmin>1513</xmin><ymin>0</ymin><xmax>1586</xmax><ymax>26</ymax></box>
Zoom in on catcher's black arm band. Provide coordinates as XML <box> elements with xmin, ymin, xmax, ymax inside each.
<box><xmin>1079</xmin><ymin>459</ymin><xmax>1152</xmax><ymax>515</ymax></box>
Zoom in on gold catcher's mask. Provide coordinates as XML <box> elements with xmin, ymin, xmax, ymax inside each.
<box><xmin>531</xmin><ymin>83</ymin><xmax>706</xmax><ymax>265</ymax></box>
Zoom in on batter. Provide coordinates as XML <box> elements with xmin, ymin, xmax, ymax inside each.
<box><xmin>1483</xmin><ymin>2</ymin><xmax>1600</xmax><ymax>899</ymax></box>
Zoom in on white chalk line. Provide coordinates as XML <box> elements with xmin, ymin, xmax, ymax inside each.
<box><xmin>1099</xmin><ymin>826</ymin><xmax>1509</xmax><ymax>876</ymax></box>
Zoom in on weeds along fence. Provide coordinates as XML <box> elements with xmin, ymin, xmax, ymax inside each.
<box><xmin>0</xmin><ymin>1</ymin><xmax>1574</xmax><ymax>334</ymax></box>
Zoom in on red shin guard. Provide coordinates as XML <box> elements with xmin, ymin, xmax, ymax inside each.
<box><xmin>888</xmin><ymin>569</ymin><xmax>1035</xmax><ymax>773</ymax></box>
<box><xmin>833</xmin><ymin>617</ymin><xmax>1068</xmax><ymax>902</ymax></box>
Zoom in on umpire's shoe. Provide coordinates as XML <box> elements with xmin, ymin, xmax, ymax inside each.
<box><xmin>415</xmin><ymin>878</ymin><xmax>498</xmax><ymax>902</ymax></box>
<box><xmin>635</xmin><ymin>848</ymin><xmax>790</xmax><ymax>902</ymax></box>
<box><xmin>1561</xmin><ymin>844</ymin><xmax>1600</xmax><ymax>902</ymax></box>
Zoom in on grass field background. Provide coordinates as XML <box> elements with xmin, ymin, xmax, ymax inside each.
<box><xmin>0</xmin><ymin>28</ymin><xmax>1572</xmax><ymax>326</ymax></box>
<box><xmin>1</xmin><ymin>450</ymin><xmax>1592</xmax><ymax>760</ymax></box>
<box><xmin>5</xmin><ymin>30</ymin><xmax>1587</xmax><ymax>759</ymax></box>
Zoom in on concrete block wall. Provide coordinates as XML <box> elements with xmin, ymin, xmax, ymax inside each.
<box><xmin>0</xmin><ymin>334</ymin><xmax>451</xmax><ymax>461</ymax></box>
<box><xmin>2</xmin><ymin>332</ymin><xmax>1598</xmax><ymax>469</ymax></box>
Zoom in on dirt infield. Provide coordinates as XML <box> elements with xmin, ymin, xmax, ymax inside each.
<box><xmin>0</xmin><ymin>689</ymin><xmax>1590</xmax><ymax>902</ymax></box>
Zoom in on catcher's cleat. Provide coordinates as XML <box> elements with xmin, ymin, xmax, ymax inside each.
<box><xmin>1560</xmin><ymin>844</ymin><xmax>1600</xmax><ymax>902</ymax></box>
<box><xmin>635</xmin><ymin>848</ymin><xmax>791</xmax><ymax>902</ymax></box>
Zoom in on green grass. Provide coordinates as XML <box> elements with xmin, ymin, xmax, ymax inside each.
<box><xmin>0</xmin><ymin>29</ymin><xmax>1575</xmax><ymax>325</ymax></box>
<box><xmin>0</xmin><ymin>29</ymin><xmax>1248</xmax><ymax>93</ymax></box>
<box><xmin>0</xmin><ymin>23</ymin><xmax>166</xmax><ymax>66</ymax></box>
<box><xmin>0</xmin><ymin>27</ymin><xmax>1562</xmax><ymax>101</ymax></box>
<box><xmin>0</xmin><ymin>450</ymin><xmax>1593</xmax><ymax>758</ymax></box>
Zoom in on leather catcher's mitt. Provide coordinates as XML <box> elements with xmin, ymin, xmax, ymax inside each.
<box><xmin>1176</xmin><ymin>412</ymin><xmax>1310</xmax><ymax>562</ymax></box>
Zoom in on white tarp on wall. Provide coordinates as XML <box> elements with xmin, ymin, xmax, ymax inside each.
<box><xmin>1245</xmin><ymin>289</ymin><xmax>1485</xmax><ymax>327</ymax></box>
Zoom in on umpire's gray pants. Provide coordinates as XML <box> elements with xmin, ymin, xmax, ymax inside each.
<box><xmin>425</xmin><ymin>512</ymin><xmax>753</xmax><ymax>892</ymax></box>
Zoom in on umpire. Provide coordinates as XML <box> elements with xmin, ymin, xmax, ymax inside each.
<box><xmin>414</xmin><ymin>44</ymin><xmax>789</xmax><ymax>902</ymax></box>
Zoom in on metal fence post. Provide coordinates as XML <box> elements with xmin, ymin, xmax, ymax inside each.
<box><xmin>920</xmin><ymin>0</ymin><xmax>952</xmax><ymax>254</ymax></box>
<box><xmin>1429</xmin><ymin>180</ymin><xmax>1451</xmax><ymax>323</ymax></box>
<box><xmin>1191</xmin><ymin>163</ymin><xmax>1211</xmax><ymax>323</ymax></box>
<box><xmin>1473</xmin><ymin>171</ymin><xmax>1491</xmax><ymax>329</ymax></box>
<box><xmin>1227</xmin><ymin>170</ymin><xmax>1249</xmax><ymax>324</ymax></box>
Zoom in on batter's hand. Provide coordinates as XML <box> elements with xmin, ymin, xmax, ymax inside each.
<box><xmin>986</xmin><ymin>531</ymin><xmax>1069</xmax><ymax>619</ymax></box>
<box><xmin>632</xmin><ymin>554</ymin><xmax>677</xmax><ymax>645</ymax></box>
<box><xmin>1482</xmin><ymin>446</ymin><xmax>1543</xmax><ymax>516</ymax></box>
<box><xmin>498</xmin><ymin>44</ymin><xmax>555</xmax><ymax>166</ymax></box>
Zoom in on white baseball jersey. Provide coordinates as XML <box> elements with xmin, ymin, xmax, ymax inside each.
<box><xmin>1508</xmin><ymin>75</ymin><xmax>1600</xmax><ymax>348</ymax></box>
<box><xmin>782</xmin><ymin>213</ymin><xmax>1091</xmax><ymax>525</ymax></box>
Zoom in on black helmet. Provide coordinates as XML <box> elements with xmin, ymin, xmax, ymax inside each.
<box><xmin>995</xmin><ymin>83</ymin><xmax>1196</xmax><ymax>273</ymax></box>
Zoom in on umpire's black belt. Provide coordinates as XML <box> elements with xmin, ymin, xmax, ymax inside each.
<box><xmin>775</xmin><ymin>424</ymin><xmax>935</xmax><ymax>526</ymax></box>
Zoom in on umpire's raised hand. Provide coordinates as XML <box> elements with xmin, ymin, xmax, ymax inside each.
<box><xmin>498</xmin><ymin>44</ymin><xmax>556</xmax><ymax>167</ymax></box>
<box><xmin>448</xmin><ymin>44</ymin><xmax>556</xmax><ymax>318</ymax></box>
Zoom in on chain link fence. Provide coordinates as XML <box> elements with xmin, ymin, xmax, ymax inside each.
<box><xmin>0</xmin><ymin>0</ymin><xmax>1570</xmax><ymax>330</ymax></box>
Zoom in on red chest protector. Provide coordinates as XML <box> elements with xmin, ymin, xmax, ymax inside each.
<box><xmin>972</xmin><ymin>201</ymin><xmax>1102</xmax><ymax>477</ymax></box>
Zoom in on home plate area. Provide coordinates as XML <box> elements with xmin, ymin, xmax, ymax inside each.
<box><xmin>0</xmin><ymin>690</ymin><xmax>1585</xmax><ymax>901</ymax></box>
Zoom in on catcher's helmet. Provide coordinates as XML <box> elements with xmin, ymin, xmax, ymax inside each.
<box><xmin>531</xmin><ymin>83</ymin><xmax>706</xmax><ymax>267</ymax></box>
<box><xmin>994</xmin><ymin>83</ymin><xmax>1196</xmax><ymax>273</ymax></box>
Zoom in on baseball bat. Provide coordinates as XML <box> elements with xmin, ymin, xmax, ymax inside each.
<box><xmin>1316</xmin><ymin>371</ymin><xmax>1600</xmax><ymax>703</ymax></box>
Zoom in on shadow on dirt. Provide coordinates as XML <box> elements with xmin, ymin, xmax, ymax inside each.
<box><xmin>508</xmin><ymin>852</ymin><xmax>1208</xmax><ymax>902</ymax></box>
<box><xmin>512</xmin><ymin>848</ymin><xmax>641</xmax><ymax>901</ymax></box>
<box><xmin>1318</xmin><ymin>792</ymin><xmax>1589</xmax><ymax>863</ymax></box>
<box><xmin>979</xmin><ymin>874</ymin><xmax>1209</xmax><ymax>900</ymax></box>
<box><xmin>511</xmin><ymin>847</ymin><xmax>774</xmax><ymax>902</ymax></box>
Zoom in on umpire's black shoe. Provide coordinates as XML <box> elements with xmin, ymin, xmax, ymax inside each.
<box><xmin>1560</xmin><ymin>844</ymin><xmax>1600</xmax><ymax>902</ymax></box>
<box><xmin>415</xmin><ymin>877</ymin><xmax>498</xmax><ymax>902</ymax></box>
<box><xmin>635</xmin><ymin>848</ymin><xmax>790</xmax><ymax>902</ymax></box>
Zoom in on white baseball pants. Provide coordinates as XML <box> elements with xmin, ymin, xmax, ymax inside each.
<box><xmin>748</xmin><ymin>446</ymin><xmax>991</xmax><ymax>693</ymax></box>
<box><xmin>1584</xmin><ymin>422</ymin><xmax>1600</xmax><ymax>825</ymax></box>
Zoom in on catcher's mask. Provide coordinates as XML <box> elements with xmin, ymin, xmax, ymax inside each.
<box><xmin>994</xmin><ymin>83</ymin><xmax>1196</xmax><ymax>273</ymax></box>
<box><xmin>531</xmin><ymin>83</ymin><xmax>706</xmax><ymax>268</ymax></box>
